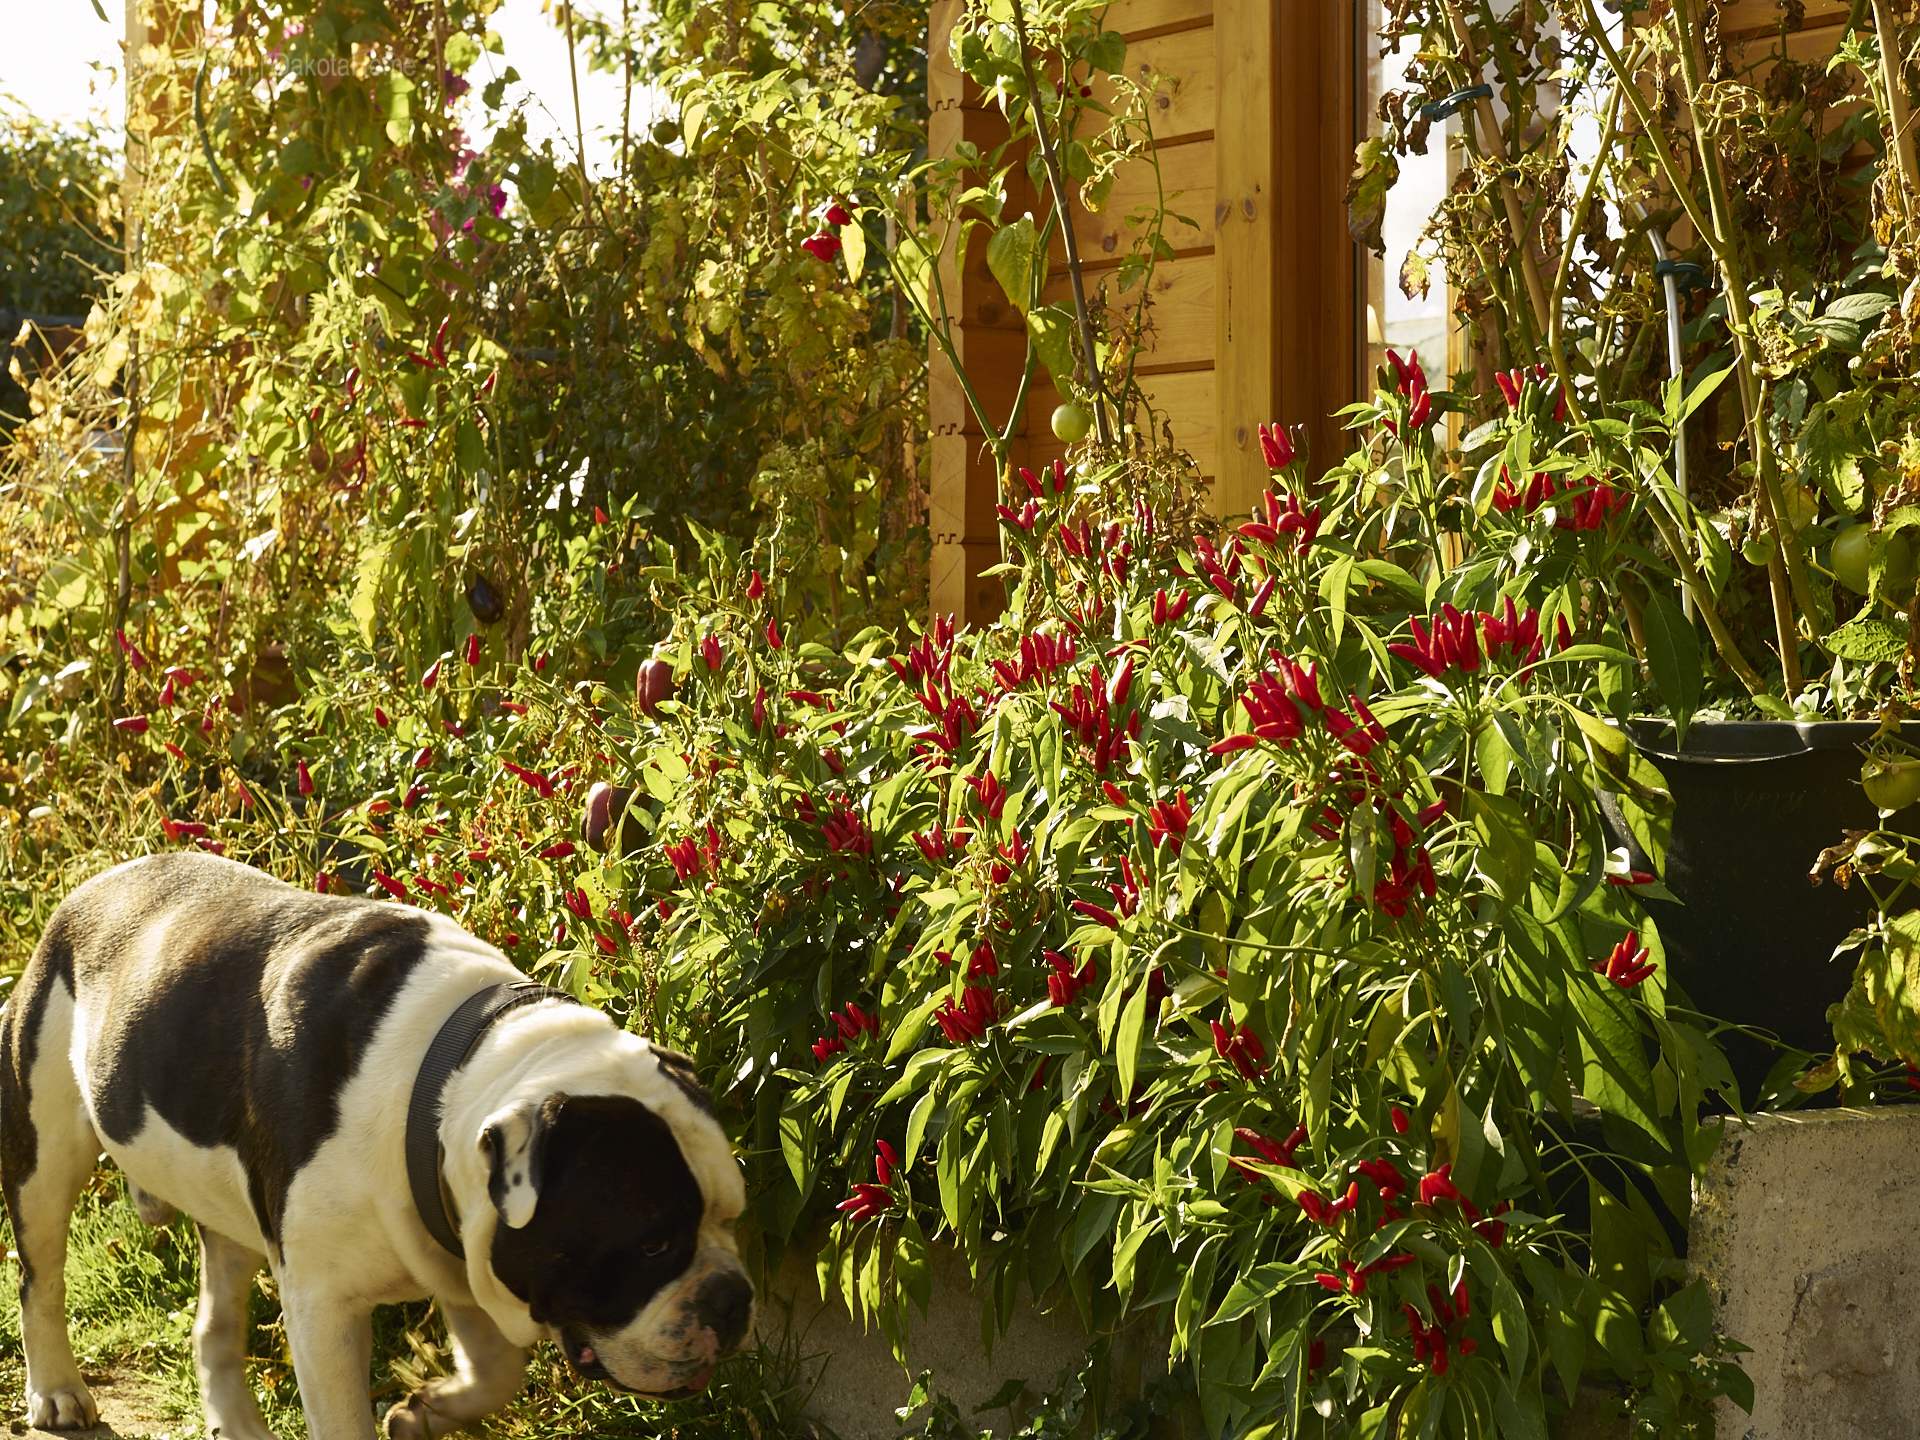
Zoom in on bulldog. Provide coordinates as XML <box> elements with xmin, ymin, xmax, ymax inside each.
<box><xmin>0</xmin><ymin>852</ymin><xmax>753</xmax><ymax>1438</ymax></box>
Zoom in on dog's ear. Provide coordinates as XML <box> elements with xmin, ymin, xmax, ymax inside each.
<box><xmin>479</xmin><ymin>1092</ymin><xmax>567</xmax><ymax>1229</ymax></box>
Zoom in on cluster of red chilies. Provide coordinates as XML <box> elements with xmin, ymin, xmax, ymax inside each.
<box><xmin>1238</xmin><ymin>487</ymin><xmax>1322</xmax><ymax>559</ymax></box>
<box><xmin>1385</xmin><ymin>348</ymin><xmax>1432</xmax><ymax>435</ymax></box>
<box><xmin>1415</xmin><ymin>1161</ymin><xmax>1511</xmax><ymax>1245</ymax></box>
<box><xmin>889</xmin><ymin>617</ymin><xmax>977</xmax><ymax>759</ymax></box>
<box><xmin>1597</xmin><ymin>930</ymin><xmax>1658</xmax><ymax>988</ymax></box>
<box><xmin>1258</xmin><ymin>422</ymin><xmax>1296</xmax><ymax>469</ymax></box>
<box><xmin>1388</xmin><ymin>599</ymin><xmax>1543</xmax><ymax>679</ymax></box>
<box><xmin>987</xmin><ymin>828</ymin><xmax>1030</xmax><ymax>883</ymax></box>
<box><xmin>934</xmin><ymin>984</ymin><xmax>998</xmax><ymax>1044</ymax></box>
<box><xmin>1191</xmin><ymin>532</ymin><xmax>1244</xmax><ymax>602</ymax></box>
<box><xmin>811</xmin><ymin>1001</ymin><xmax>880</xmax><ymax>1063</ymax></box>
<box><xmin>1044</xmin><ymin>948</ymin><xmax>1098</xmax><ymax>1006</ymax></box>
<box><xmin>1149</xmin><ymin>586</ymin><xmax>1194</xmax><ymax>626</ymax></box>
<box><xmin>818</xmin><ymin>801</ymin><xmax>872</xmax><ymax>856</ymax></box>
<box><xmin>1334</xmin><ymin>793</ymin><xmax>1442</xmax><ymax>917</ymax></box>
<box><xmin>1022</xmin><ymin>458</ymin><xmax>1073</xmax><ymax>498</ymax></box>
<box><xmin>1069</xmin><ymin>854</ymin><xmax>1144</xmax><ymax>930</ymax></box>
<box><xmin>1315</xmin><ymin>1251</ymin><xmax>1419</xmax><ymax>1297</ymax></box>
<box><xmin>1405</xmin><ymin>1282</ymin><xmax>1477</xmax><ymax>1375</ymax></box>
<box><xmin>1145</xmin><ymin>790</ymin><xmax>1192</xmax><ymax>852</ymax></box>
<box><xmin>1495</xmin><ymin>360</ymin><xmax>1571</xmax><ymax>422</ymax></box>
<box><xmin>836</xmin><ymin>1139</ymin><xmax>897</xmax><ymax>1223</ymax></box>
<box><xmin>1050</xmin><ymin>655</ymin><xmax>1142</xmax><ymax>774</ymax></box>
<box><xmin>965</xmin><ymin>770</ymin><xmax>1008</xmax><ymax>820</ymax></box>
<box><xmin>1229</xmin><ymin>1123</ymin><xmax>1307</xmax><ymax>1182</ymax></box>
<box><xmin>500</xmin><ymin>759</ymin><xmax>557</xmax><ymax>799</ymax></box>
<box><xmin>1555</xmin><ymin>478</ymin><xmax>1629</xmax><ymax>531</ymax></box>
<box><xmin>1209</xmin><ymin>653</ymin><xmax>1322</xmax><ymax>751</ymax></box>
<box><xmin>910</xmin><ymin>819</ymin><xmax>969</xmax><ymax>865</ymax></box>
<box><xmin>1211</xmin><ymin>656</ymin><xmax>1385</xmax><ymax>762</ymax></box>
<box><xmin>991</xmin><ymin>631</ymin><xmax>1076</xmax><ymax>691</ymax></box>
<box><xmin>1490</xmin><ymin>467</ymin><xmax>1558</xmax><ymax>514</ymax></box>
<box><xmin>661</xmin><ymin>824</ymin><xmax>723</xmax><ymax>883</ymax></box>
<box><xmin>1211</xmin><ymin>1019</ymin><xmax>1268</xmax><ymax>1080</ymax></box>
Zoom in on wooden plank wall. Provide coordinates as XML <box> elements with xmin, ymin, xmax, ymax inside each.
<box><xmin>928</xmin><ymin>0</ymin><xmax>1355</xmax><ymax>623</ymax></box>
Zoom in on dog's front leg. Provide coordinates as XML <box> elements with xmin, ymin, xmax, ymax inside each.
<box><xmin>276</xmin><ymin>1274</ymin><xmax>377</xmax><ymax>1440</ymax></box>
<box><xmin>382</xmin><ymin>1302</ymin><xmax>528</xmax><ymax>1439</ymax></box>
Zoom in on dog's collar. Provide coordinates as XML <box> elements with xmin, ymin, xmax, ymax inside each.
<box><xmin>405</xmin><ymin>980</ymin><xmax>579</xmax><ymax>1259</ymax></box>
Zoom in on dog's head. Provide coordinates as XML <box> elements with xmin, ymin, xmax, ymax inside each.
<box><xmin>478</xmin><ymin>1047</ymin><xmax>752</xmax><ymax>1397</ymax></box>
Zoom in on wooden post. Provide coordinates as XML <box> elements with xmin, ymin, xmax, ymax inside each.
<box><xmin>1216</xmin><ymin>0</ymin><xmax>1354</xmax><ymax>519</ymax></box>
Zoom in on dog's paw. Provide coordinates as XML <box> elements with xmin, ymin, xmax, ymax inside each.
<box><xmin>382</xmin><ymin>1392</ymin><xmax>439</xmax><ymax>1440</ymax></box>
<box><xmin>26</xmin><ymin>1379</ymin><xmax>98</xmax><ymax>1430</ymax></box>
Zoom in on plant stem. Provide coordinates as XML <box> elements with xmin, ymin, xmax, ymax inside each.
<box><xmin>1637</xmin><ymin>501</ymin><xmax>1771</xmax><ymax>696</ymax></box>
<box><xmin>1548</xmin><ymin>66</ymin><xmax>1631</xmax><ymax>421</ymax></box>
<box><xmin>621</xmin><ymin>0</ymin><xmax>633</xmax><ymax>179</ymax></box>
<box><xmin>1667</xmin><ymin>0</ymin><xmax>1824</xmax><ymax>648</ymax></box>
<box><xmin>1874</xmin><ymin>0</ymin><xmax>1920</xmax><ymax>231</ymax></box>
<box><xmin>561</xmin><ymin>0</ymin><xmax>600</xmax><ymax>235</ymax></box>
<box><xmin>1007</xmin><ymin>0</ymin><xmax>1114</xmax><ymax>446</ymax></box>
<box><xmin>1438</xmin><ymin>0</ymin><xmax>1554</xmax><ymax>349</ymax></box>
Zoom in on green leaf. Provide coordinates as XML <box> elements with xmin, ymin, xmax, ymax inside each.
<box><xmin>1084</xmin><ymin>28</ymin><xmax>1126</xmax><ymax>73</ymax></box>
<box><xmin>985</xmin><ymin>213</ymin><xmax>1041</xmax><ymax>313</ymax></box>
<box><xmin>1116</xmin><ymin>976</ymin><xmax>1149</xmax><ymax>1104</ymax></box>
<box><xmin>1027</xmin><ymin>303</ymin><xmax>1078</xmax><ymax>390</ymax></box>
<box><xmin>1568</xmin><ymin>981</ymin><xmax>1662</xmax><ymax>1143</ymax></box>
<box><xmin>1824</xmin><ymin>612</ymin><xmax>1907</xmax><ymax>662</ymax></box>
<box><xmin>1640</xmin><ymin>589</ymin><xmax>1701</xmax><ymax>743</ymax></box>
<box><xmin>1354</xmin><ymin>558</ymin><xmax>1424</xmax><ymax>605</ymax></box>
<box><xmin>1466</xmin><ymin>789</ymin><xmax>1534</xmax><ymax>905</ymax></box>
<box><xmin>1209</xmin><ymin>1261</ymin><xmax>1299</xmax><ymax>1325</ymax></box>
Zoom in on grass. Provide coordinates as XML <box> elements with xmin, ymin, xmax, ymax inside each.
<box><xmin>0</xmin><ymin>1168</ymin><xmax>830</xmax><ymax>1440</ymax></box>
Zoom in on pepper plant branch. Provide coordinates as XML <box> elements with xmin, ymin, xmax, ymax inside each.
<box><xmin>1668</xmin><ymin>0</ymin><xmax>1824</xmax><ymax>645</ymax></box>
<box><xmin>1548</xmin><ymin>64</ymin><xmax>1635</xmax><ymax>422</ymax></box>
<box><xmin>1438</xmin><ymin>0</ymin><xmax>1554</xmax><ymax>351</ymax></box>
<box><xmin>1872</xmin><ymin>0</ymin><xmax>1920</xmax><ymax>232</ymax></box>
<box><xmin>1636</xmin><ymin>500</ymin><xmax>1770</xmax><ymax>695</ymax></box>
<box><xmin>1006</xmin><ymin>0</ymin><xmax>1114</xmax><ymax>447</ymax></box>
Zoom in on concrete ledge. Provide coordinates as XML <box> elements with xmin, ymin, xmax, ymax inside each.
<box><xmin>1691</xmin><ymin>1105</ymin><xmax>1920</xmax><ymax>1439</ymax></box>
<box><xmin>760</xmin><ymin>1239</ymin><xmax>1163</xmax><ymax>1440</ymax></box>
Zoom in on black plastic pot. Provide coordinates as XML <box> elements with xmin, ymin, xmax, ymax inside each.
<box><xmin>1599</xmin><ymin>719</ymin><xmax>1908</xmax><ymax>1099</ymax></box>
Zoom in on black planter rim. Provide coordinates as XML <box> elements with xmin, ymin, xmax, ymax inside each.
<box><xmin>1626</xmin><ymin>716</ymin><xmax>1900</xmax><ymax>766</ymax></box>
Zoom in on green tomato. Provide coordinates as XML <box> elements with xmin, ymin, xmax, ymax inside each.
<box><xmin>1832</xmin><ymin>524</ymin><xmax>1873</xmax><ymax>595</ymax></box>
<box><xmin>1051</xmin><ymin>402</ymin><xmax>1092</xmax><ymax>444</ymax></box>
<box><xmin>1741</xmin><ymin>527</ymin><xmax>1777</xmax><ymax>568</ymax></box>
<box><xmin>1886</xmin><ymin>531</ymin><xmax>1917</xmax><ymax>593</ymax></box>
<box><xmin>1863</xmin><ymin>757</ymin><xmax>1920</xmax><ymax>812</ymax></box>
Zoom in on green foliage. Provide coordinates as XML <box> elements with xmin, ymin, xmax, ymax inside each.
<box><xmin>0</xmin><ymin>102</ymin><xmax>120</xmax><ymax>318</ymax></box>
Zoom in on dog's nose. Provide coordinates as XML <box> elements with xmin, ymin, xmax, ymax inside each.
<box><xmin>695</xmin><ymin>1270</ymin><xmax>754</xmax><ymax>1355</ymax></box>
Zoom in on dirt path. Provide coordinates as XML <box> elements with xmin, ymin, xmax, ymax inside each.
<box><xmin>11</xmin><ymin>1371</ymin><xmax>186</xmax><ymax>1439</ymax></box>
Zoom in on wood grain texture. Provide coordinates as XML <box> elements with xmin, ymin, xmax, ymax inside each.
<box><xmin>1140</xmin><ymin>369</ymin><xmax>1218</xmax><ymax>479</ymax></box>
<box><xmin>1100</xmin><ymin>0</ymin><xmax>1213</xmax><ymax>41</ymax></box>
<box><xmin>1212</xmin><ymin>0</ymin><xmax>1275</xmax><ymax>517</ymax></box>
<box><xmin>1089</xmin><ymin>25</ymin><xmax>1216</xmax><ymax>144</ymax></box>
<box><xmin>1041</xmin><ymin>250</ymin><xmax>1216</xmax><ymax>371</ymax></box>
<box><xmin>1053</xmin><ymin>137</ymin><xmax>1216</xmax><ymax>265</ymax></box>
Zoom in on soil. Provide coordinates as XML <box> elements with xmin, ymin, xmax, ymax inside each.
<box><xmin>10</xmin><ymin>1370</ymin><xmax>187</xmax><ymax>1439</ymax></box>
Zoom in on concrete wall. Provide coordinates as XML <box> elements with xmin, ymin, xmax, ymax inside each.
<box><xmin>1691</xmin><ymin>1105</ymin><xmax>1920</xmax><ymax>1440</ymax></box>
<box><xmin>760</xmin><ymin>1238</ymin><xmax>1166</xmax><ymax>1440</ymax></box>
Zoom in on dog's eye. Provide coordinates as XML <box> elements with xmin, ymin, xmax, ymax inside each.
<box><xmin>641</xmin><ymin>1239</ymin><xmax>672</xmax><ymax>1259</ymax></box>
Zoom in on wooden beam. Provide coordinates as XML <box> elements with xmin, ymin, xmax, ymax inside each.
<box><xmin>1213</xmin><ymin>0</ymin><xmax>1277</xmax><ymax>519</ymax></box>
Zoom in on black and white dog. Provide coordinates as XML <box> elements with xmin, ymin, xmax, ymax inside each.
<box><xmin>0</xmin><ymin>852</ymin><xmax>753</xmax><ymax>1438</ymax></box>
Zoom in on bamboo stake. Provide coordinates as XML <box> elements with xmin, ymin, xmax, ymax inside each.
<box><xmin>1873</xmin><ymin>0</ymin><xmax>1920</xmax><ymax>227</ymax></box>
